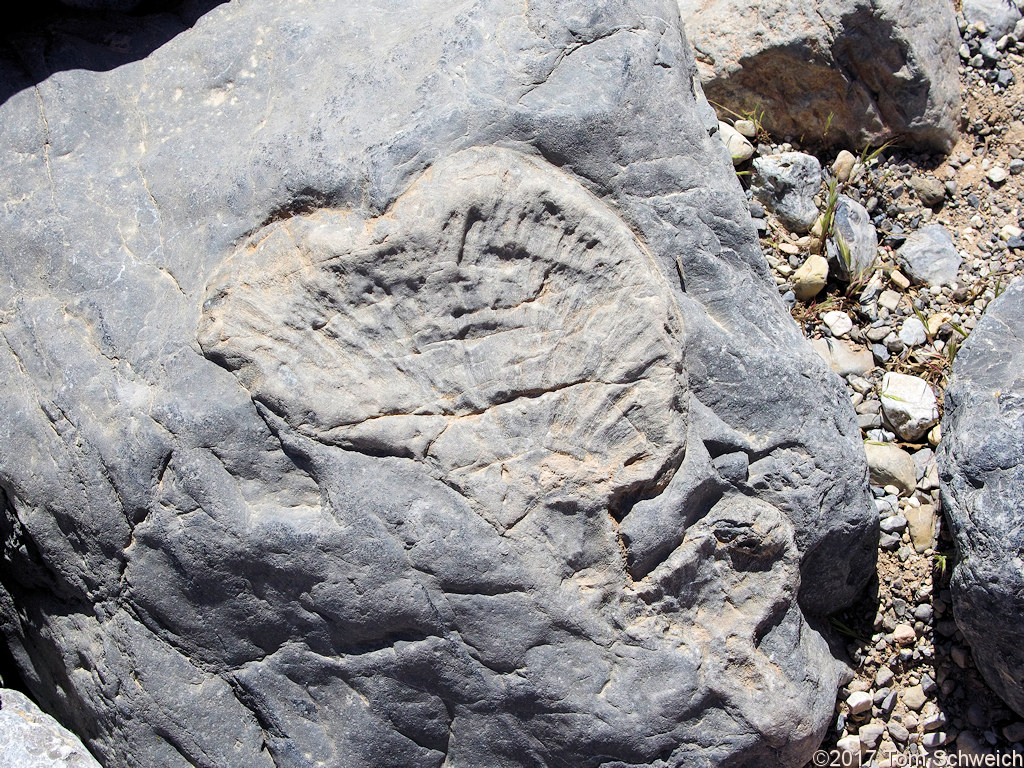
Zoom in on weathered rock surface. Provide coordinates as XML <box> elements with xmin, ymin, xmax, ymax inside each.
<box><xmin>864</xmin><ymin>442</ymin><xmax>917</xmax><ymax>497</ymax></box>
<box><xmin>963</xmin><ymin>0</ymin><xmax>1023</xmax><ymax>38</ymax></box>
<box><xmin>0</xmin><ymin>1</ymin><xmax>875</xmax><ymax>766</ymax></box>
<box><xmin>940</xmin><ymin>277</ymin><xmax>1024</xmax><ymax>718</ymax></box>
<box><xmin>811</xmin><ymin>337</ymin><xmax>874</xmax><ymax>377</ymax></box>
<box><xmin>751</xmin><ymin>152</ymin><xmax>822</xmax><ymax>233</ymax></box>
<box><xmin>827</xmin><ymin>194</ymin><xmax>878</xmax><ymax>280</ymax></box>
<box><xmin>677</xmin><ymin>0</ymin><xmax>961</xmax><ymax>150</ymax></box>
<box><xmin>0</xmin><ymin>689</ymin><xmax>102</xmax><ymax>768</ymax></box>
<box><xmin>896</xmin><ymin>224</ymin><xmax>963</xmax><ymax>287</ymax></box>
<box><xmin>880</xmin><ymin>372</ymin><xmax>940</xmax><ymax>442</ymax></box>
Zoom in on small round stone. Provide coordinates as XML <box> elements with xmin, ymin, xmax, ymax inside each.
<box><xmin>893</xmin><ymin>623</ymin><xmax>917</xmax><ymax>646</ymax></box>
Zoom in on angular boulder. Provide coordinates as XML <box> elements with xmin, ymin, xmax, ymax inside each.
<box><xmin>940</xmin><ymin>277</ymin><xmax>1024</xmax><ymax>718</ymax></box>
<box><xmin>677</xmin><ymin>0</ymin><xmax>961</xmax><ymax>150</ymax></box>
<box><xmin>0</xmin><ymin>1</ymin><xmax>876</xmax><ymax>766</ymax></box>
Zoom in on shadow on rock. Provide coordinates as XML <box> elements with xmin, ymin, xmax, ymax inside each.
<box><xmin>0</xmin><ymin>0</ymin><xmax>229</xmax><ymax>106</ymax></box>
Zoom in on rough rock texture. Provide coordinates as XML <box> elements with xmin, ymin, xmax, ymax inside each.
<box><xmin>677</xmin><ymin>0</ymin><xmax>961</xmax><ymax>150</ymax></box>
<box><xmin>896</xmin><ymin>224</ymin><xmax>963</xmax><ymax>287</ymax></box>
<box><xmin>0</xmin><ymin>689</ymin><xmax>102</xmax><ymax>768</ymax></box>
<box><xmin>880</xmin><ymin>372</ymin><xmax>940</xmax><ymax>442</ymax></box>
<box><xmin>963</xmin><ymin>0</ymin><xmax>1024</xmax><ymax>37</ymax></box>
<box><xmin>939</xmin><ymin>277</ymin><xmax>1024</xmax><ymax>718</ymax></box>
<box><xmin>827</xmin><ymin>194</ymin><xmax>878</xmax><ymax>280</ymax></box>
<box><xmin>864</xmin><ymin>441</ymin><xmax>917</xmax><ymax>497</ymax></box>
<box><xmin>751</xmin><ymin>152</ymin><xmax>822</xmax><ymax>233</ymax></box>
<box><xmin>0</xmin><ymin>2</ymin><xmax>876</xmax><ymax>767</ymax></box>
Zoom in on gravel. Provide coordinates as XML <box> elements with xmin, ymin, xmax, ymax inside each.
<box><xmin>724</xmin><ymin>11</ymin><xmax>1024</xmax><ymax>764</ymax></box>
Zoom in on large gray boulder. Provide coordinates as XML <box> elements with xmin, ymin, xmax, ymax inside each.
<box><xmin>0</xmin><ymin>1</ymin><xmax>875</xmax><ymax>766</ymax></box>
<box><xmin>677</xmin><ymin>0</ymin><xmax>961</xmax><ymax>150</ymax></box>
<box><xmin>939</xmin><ymin>277</ymin><xmax>1024</xmax><ymax>718</ymax></box>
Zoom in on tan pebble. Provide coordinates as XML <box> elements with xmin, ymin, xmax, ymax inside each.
<box><xmin>927</xmin><ymin>312</ymin><xmax>951</xmax><ymax>337</ymax></box>
<box><xmin>833</xmin><ymin>150</ymin><xmax>857</xmax><ymax>183</ymax></box>
<box><xmin>893</xmin><ymin>623</ymin><xmax>916</xmax><ymax>646</ymax></box>
<box><xmin>793</xmin><ymin>255</ymin><xmax>829</xmax><ymax>302</ymax></box>
<box><xmin>890</xmin><ymin>270</ymin><xmax>911</xmax><ymax>290</ymax></box>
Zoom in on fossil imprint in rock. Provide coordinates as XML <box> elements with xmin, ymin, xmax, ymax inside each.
<box><xmin>192</xmin><ymin>147</ymin><xmax>835</xmax><ymax>765</ymax></box>
<box><xmin>198</xmin><ymin>146</ymin><xmax>689</xmax><ymax>534</ymax></box>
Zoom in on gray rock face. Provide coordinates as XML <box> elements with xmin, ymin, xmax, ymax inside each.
<box><xmin>963</xmin><ymin>0</ymin><xmax>1023</xmax><ymax>38</ymax></box>
<box><xmin>827</xmin><ymin>194</ymin><xmax>878</xmax><ymax>280</ymax></box>
<box><xmin>677</xmin><ymin>0</ymin><xmax>961</xmax><ymax>150</ymax></box>
<box><xmin>0</xmin><ymin>689</ymin><xmax>102</xmax><ymax>768</ymax></box>
<box><xmin>897</xmin><ymin>224</ymin><xmax>963</xmax><ymax>287</ymax></box>
<box><xmin>751</xmin><ymin>152</ymin><xmax>823</xmax><ymax>234</ymax></box>
<box><xmin>0</xmin><ymin>2</ymin><xmax>876</xmax><ymax>767</ymax></box>
<box><xmin>940</xmin><ymin>277</ymin><xmax>1024</xmax><ymax>718</ymax></box>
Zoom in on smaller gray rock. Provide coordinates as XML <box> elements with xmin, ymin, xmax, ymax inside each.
<box><xmin>888</xmin><ymin>721</ymin><xmax>911</xmax><ymax>743</ymax></box>
<box><xmin>879</xmin><ymin>532</ymin><xmax>901</xmax><ymax>549</ymax></box>
<box><xmin>822</xmin><ymin>310</ymin><xmax>854</xmax><ymax>337</ymax></box>
<box><xmin>880</xmin><ymin>372</ymin><xmax>940</xmax><ymax>441</ymax></box>
<box><xmin>911</xmin><ymin>175</ymin><xmax>946</xmax><ymax>207</ymax></box>
<box><xmin>836</xmin><ymin>735</ymin><xmax>861</xmax><ymax>761</ymax></box>
<box><xmin>1003</xmin><ymin>722</ymin><xmax>1024</xmax><ymax>743</ymax></box>
<box><xmin>896</xmin><ymin>224</ymin><xmax>962</xmax><ymax>287</ymax></box>
<box><xmin>898</xmin><ymin>317</ymin><xmax>928</xmax><ymax>347</ymax></box>
<box><xmin>751</xmin><ymin>152</ymin><xmax>822</xmax><ymax>233</ymax></box>
<box><xmin>880</xmin><ymin>513</ymin><xmax>908</xmax><ymax>534</ymax></box>
<box><xmin>878</xmin><ymin>289</ymin><xmax>902</xmax><ymax>312</ymax></box>
<box><xmin>858</xmin><ymin>723</ymin><xmax>886</xmax><ymax>749</ymax></box>
<box><xmin>733</xmin><ymin>119</ymin><xmax>757</xmax><ymax>138</ymax></box>
<box><xmin>914</xmin><ymin>603</ymin><xmax>934</xmax><ymax>623</ymax></box>
<box><xmin>827</xmin><ymin>195</ymin><xmax>878</xmax><ymax>280</ymax></box>
<box><xmin>875</xmin><ymin>666</ymin><xmax>895</xmax><ymax>688</ymax></box>
<box><xmin>988</xmin><ymin>166</ymin><xmax>1009</xmax><ymax>185</ymax></box>
<box><xmin>0</xmin><ymin>689</ymin><xmax>102</xmax><ymax>768</ymax></box>
<box><xmin>921</xmin><ymin>732</ymin><xmax>948</xmax><ymax>748</ymax></box>
<box><xmin>847</xmin><ymin>690</ymin><xmax>873</xmax><ymax>715</ymax></box>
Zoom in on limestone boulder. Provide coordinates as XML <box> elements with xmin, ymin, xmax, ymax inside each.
<box><xmin>677</xmin><ymin>0</ymin><xmax>961</xmax><ymax>150</ymax></box>
<box><xmin>940</xmin><ymin>278</ymin><xmax>1024</xmax><ymax>718</ymax></box>
<box><xmin>0</xmin><ymin>1</ymin><xmax>876</xmax><ymax>766</ymax></box>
